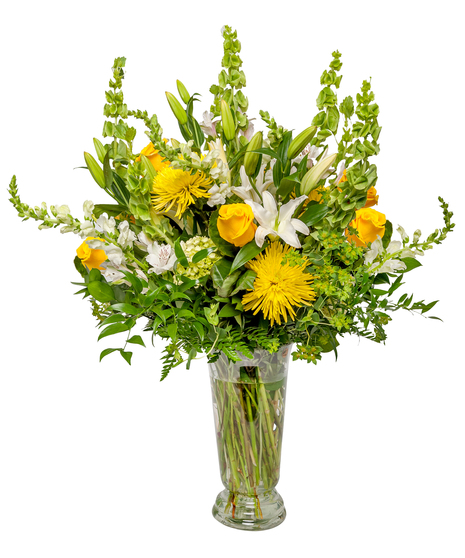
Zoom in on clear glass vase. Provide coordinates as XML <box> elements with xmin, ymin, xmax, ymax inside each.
<box><xmin>209</xmin><ymin>345</ymin><xmax>291</xmax><ymax>531</ymax></box>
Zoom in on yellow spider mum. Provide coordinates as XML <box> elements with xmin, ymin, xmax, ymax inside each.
<box><xmin>151</xmin><ymin>167</ymin><xmax>212</xmax><ymax>218</ymax></box>
<box><xmin>242</xmin><ymin>242</ymin><xmax>316</xmax><ymax>327</ymax></box>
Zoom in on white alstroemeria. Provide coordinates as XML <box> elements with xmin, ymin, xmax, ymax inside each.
<box><xmin>146</xmin><ymin>242</ymin><xmax>176</xmax><ymax>275</ymax></box>
<box><xmin>207</xmin><ymin>182</ymin><xmax>233</xmax><ymax>207</ymax></box>
<box><xmin>117</xmin><ymin>220</ymin><xmax>136</xmax><ymax>249</ymax></box>
<box><xmin>240</xmin><ymin>119</ymin><xmax>255</xmax><ymax>141</ymax></box>
<box><xmin>102</xmin><ymin>265</ymin><xmax>126</xmax><ymax>283</ymax></box>
<box><xmin>233</xmin><ymin>165</ymin><xmax>273</xmax><ymax>203</ymax></box>
<box><xmin>200</xmin><ymin>111</ymin><xmax>218</xmax><ymax>137</ymax></box>
<box><xmin>96</xmin><ymin>213</ymin><xmax>116</xmax><ymax>235</ymax></box>
<box><xmin>83</xmin><ymin>200</ymin><xmax>94</xmax><ymax>220</ymax></box>
<box><xmin>291</xmin><ymin>145</ymin><xmax>322</xmax><ymax>171</ymax></box>
<box><xmin>246</xmin><ymin>191</ymin><xmax>309</xmax><ymax>248</ymax></box>
<box><xmin>366</xmin><ymin>235</ymin><xmax>421</xmax><ymax>274</ymax></box>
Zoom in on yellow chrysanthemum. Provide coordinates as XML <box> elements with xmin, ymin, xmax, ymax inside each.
<box><xmin>151</xmin><ymin>167</ymin><xmax>212</xmax><ymax>218</ymax></box>
<box><xmin>242</xmin><ymin>242</ymin><xmax>316</xmax><ymax>326</ymax></box>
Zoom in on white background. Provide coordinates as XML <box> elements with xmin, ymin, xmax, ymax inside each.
<box><xmin>1</xmin><ymin>1</ymin><xmax>464</xmax><ymax>556</ymax></box>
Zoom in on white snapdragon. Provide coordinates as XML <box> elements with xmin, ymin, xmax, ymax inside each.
<box><xmin>96</xmin><ymin>213</ymin><xmax>116</xmax><ymax>235</ymax></box>
<box><xmin>79</xmin><ymin>220</ymin><xmax>97</xmax><ymax>238</ymax></box>
<box><xmin>117</xmin><ymin>220</ymin><xmax>136</xmax><ymax>249</ymax></box>
<box><xmin>246</xmin><ymin>191</ymin><xmax>309</xmax><ymax>248</ymax></box>
<box><xmin>83</xmin><ymin>200</ymin><xmax>94</xmax><ymax>219</ymax></box>
<box><xmin>396</xmin><ymin>225</ymin><xmax>409</xmax><ymax>242</ymax></box>
<box><xmin>207</xmin><ymin>182</ymin><xmax>233</xmax><ymax>207</ymax></box>
<box><xmin>50</xmin><ymin>204</ymin><xmax>73</xmax><ymax>225</ymax></box>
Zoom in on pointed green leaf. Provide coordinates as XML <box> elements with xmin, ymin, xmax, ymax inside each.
<box><xmin>230</xmin><ymin>241</ymin><xmax>265</xmax><ymax>273</ymax></box>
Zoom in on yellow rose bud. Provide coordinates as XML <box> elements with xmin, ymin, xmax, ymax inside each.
<box><xmin>135</xmin><ymin>143</ymin><xmax>169</xmax><ymax>173</ymax></box>
<box><xmin>364</xmin><ymin>186</ymin><xmax>379</xmax><ymax>208</ymax></box>
<box><xmin>346</xmin><ymin>208</ymin><xmax>386</xmax><ymax>247</ymax></box>
<box><xmin>217</xmin><ymin>204</ymin><xmax>257</xmax><ymax>247</ymax></box>
<box><xmin>77</xmin><ymin>237</ymin><xmax>107</xmax><ymax>270</ymax></box>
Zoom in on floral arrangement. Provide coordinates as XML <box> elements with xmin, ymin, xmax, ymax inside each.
<box><xmin>8</xmin><ymin>26</ymin><xmax>454</xmax><ymax>379</ymax></box>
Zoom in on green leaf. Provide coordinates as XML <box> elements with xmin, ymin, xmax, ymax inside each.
<box><xmin>218</xmin><ymin>270</ymin><xmax>241</xmax><ymax>298</ymax></box>
<box><xmin>110</xmin><ymin>303</ymin><xmax>140</xmax><ymax>315</ymax></box>
<box><xmin>167</xmin><ymin>323</ymin><xmax>178</xmax><ymax>339</ymax></box>
<box><xmin>230</xmin><ymin>270</ymin><xmax>257</xmax><ymax>295</ymax></box>
<box><xmin>98</xmin><ymin>314</ymin><xmax>127</xmax><ymax>328</ymax></box>
<box><xmin>127</xmin><ymin>335</ymin><xmax>145</xmax><ymax>347</ymax></box>
<box><xmin>277</xmin><ymin>172</ymin><xmax>300</xmax><ymax>198</ymax></box>
<box><xmin>277</xmin><ymin>130</ymin><xmax>293</xmax><ymax>165</ymax></box>
<box><xmin>174</xmin><ymin>238</ymin><xmax>189</xmax><ymax>267</ymax></box>
<box><xmin>300</xmin><ymin>203</ymin><xmax>329</xmax><ymax>227</ymax></box>
<box><xmin>89</xmin><ymin>268</ymin><xmax>102</xmax><ymax>282</ymax></box>
<box><xmin>212</xmin><ymin>258</ymin><xmax>233</xmax><ymax>288</ymax></box>
<box><xmin>100</xmin><ymin>348</ymin><xmax>119</xmax><ymax>361</ymax></box>
<box><xmin>247</xmin><ymin>147</ymin><xmax>279</xmax><ymax>159</ymax></box>
<box><xmin>170</xmin><ymin>292</ymin><xmax>192</xmax><ymax>302</ymax></box>
<box><xmin>382</xmin><ymin>220</ymin><xmax>393</xmax><ymax>249</ymax></box>
<box><xmin>120</xmin><ymin>350</ymin><xmax>133</xmax><ymax>365</ymax></box>
<box><xmin>421</xmin><ymin>300</ymin><xmax>439</xmax><ymax>314</ymax></box>
<box><xmin>401</xmin><ymin>257</ymin><xmax>422</xmax><ymax>272</ymax></box>
<box><xmin>176</xmin><ymin>309</ymin><xmax>196</xmax><ymax>319</ymax></box>
<box><xmin>192</xmin><ymin>247</ymin><xmax>216</xmax><ymax>264</ymax></box>
<box><xmin>264</xmin><ymin>378</ymin><xmax>285</xmax><ymax>391</ymax></box>
<box><xmin>98</xmin><ymin>322</ymin><xmax>130</xmax><ymax>341</ymax></box>
<box><xmin>88</xmin><ymin>281</ymin><xmax>115</xmax><ymax>303</ymax></box>
<box><xmin>230</xmin><ymin>240</ymin><xmax>265</xmax><ymax>273</ymax></box>
<box><xmin>218</xmin><ymin>304</ymin><xmax>241</xmax><ymax>318</ymax></box>
<box><xmin>92</xmin><ymin>204</ymin><xmax>126</xmax><ymax>218</ymax></box>
<box><xmin>193</xmin><ymin>322</ymin><xmax>205</xmax><ymax>341</ymax></box>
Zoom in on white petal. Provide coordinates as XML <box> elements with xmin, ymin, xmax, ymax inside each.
<box><xmin>290</xmin><ymin>218</ymin><xmax>309</xmax><ymax>235</ymax></box>
<box><xmin>255</xmin><ymin>226</ymin><xmax>272</xmax><ymax>248</ymax></box>
<box><xmin>262</xmin><ymin>191</ymin><xmax>277</xmax><ymax>215</ymax></box>
<box><xmin>277</xmin><ymin>221</ymin><xmax>301</xmax><ymax>248</ymax></box>
<box><xmin>279</xmin><ymin>195</ymin><xmax>308</xmax><ymax>223</ymax></box>
<box><xmin>245</xmin><ymin>199</ymin><xmax>274</xmax><ymax>228</ymax></box>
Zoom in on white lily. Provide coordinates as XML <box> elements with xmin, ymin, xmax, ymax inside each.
<box><xmin>233</xmin><ymin>165</ymin><xmax>273</xmax><ymax>203</ymax></box>
<box><xmin>245</xmin><ymin>191</ymin><xmax>309</xmax><ymax>248</ymax></box>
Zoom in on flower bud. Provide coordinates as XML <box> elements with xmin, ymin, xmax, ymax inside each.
<box><xmin>165</xmin><ymin>92</ymin><xmax>188</xmax><ymax>125</ymax></box>
<box><xmin>287</xmin><ymin>126</ymin><xmax>317</xmax><ymax>160</ymax></box>
<box><xmin>301</xmin><ymin>153</ymin><xmax>337</xmax><ymax>195</ymax></box>
<box><xmin>84</xmin><ymin>152</ymin><xmax>106</xmax><ymax>189</ymax></box>
<box><xmin>220</xmin><ymin>100</ymin><xmax>236</xmax><ymax>141</ymax></box>
<box><xmin>176</xmin><ymin>80</ymin><xmax>190</xmax><ymax>104</ymax></box>
<box><xmin>243</xmin><ymin>131</ymin><xmax>263</xmax><ymax>177</ymax></box>
<box><xmin>413</xmin><ymin>229</ymin><xmax>422</xmax><ymax>242</ymax></box>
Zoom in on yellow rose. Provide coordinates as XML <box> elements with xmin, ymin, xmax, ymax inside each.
<box><xmin>217</xmin><ymin>204</ymin><xmax>257</xmax><ymax>247</ymax></box>
<box><xmin>346</xmin><ymin>208</ymin><xmax>386</xmax><ymax>247</ymax></box>
<box><xmin>364</xmin><ymin>186</ymin><xmax>379</xmax><ymax>208</ymax></box>
<box><xmin>77</xmin><ymin>237</ymin><xmax>107</xmax><ymax>270</ymax></box>
<box><xmin>136</xmin><ymin>142</ymin><xmax>169</xmax><ymax>172</ymax></box>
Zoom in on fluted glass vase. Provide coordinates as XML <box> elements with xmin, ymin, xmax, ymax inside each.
<box><xmin>209</xmin><ymin>345</ymin><xmax>291</xmax><ymax>531</ymax></box>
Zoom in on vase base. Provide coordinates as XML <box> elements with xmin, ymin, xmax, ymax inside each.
<box><xmin>212</xmin><ymin>488</ymin><xmax>286</xmax><ymax>531</ymax></box>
